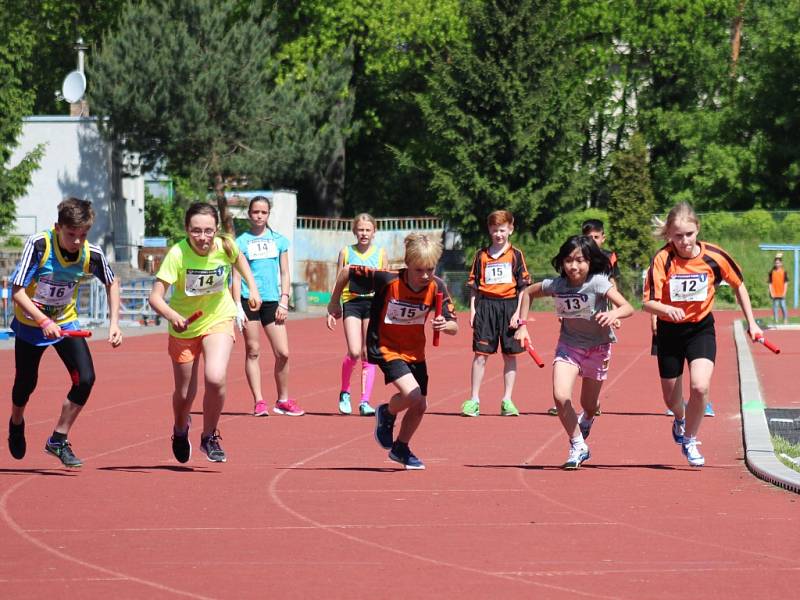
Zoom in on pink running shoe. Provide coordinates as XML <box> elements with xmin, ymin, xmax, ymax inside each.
<box><xmin>273</xmin><ymin>398</ymin><xmax>305</xmax><ymax>416</ymax></box>
<box><xmin>253</xmin><ymin>400</ymin><xmax>269</xmax><ymax>417</ymax></box>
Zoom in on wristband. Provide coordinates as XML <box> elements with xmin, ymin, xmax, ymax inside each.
<box><xmin>38</xmin><ymin>318</ymin><xmax>54</xmax><ymax>329</ymax></box>
<box><xmin>278</xmin><ymin>303</ymin><xmax>289</xmax><ymax>311</ymax></box>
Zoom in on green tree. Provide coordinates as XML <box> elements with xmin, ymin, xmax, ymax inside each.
<box><xmin>90</xmin><ymin>0</ymin><xmax>352</xmax><ymax>228</ymax></box>
<box><xmin>607</xmin><ymin>133</ymin><xmax>657</xmax><ymax>279</ymax></box>
<box><xmin>413</xmin><ymin>0</ymin><xmax>595</xmax><ymax>248</ymax></box>
<box><xmin>271</xmin><ymin>0</ymin><xmax>468</xmax><ymax>215</ymax></box>
<box><xmin>0</xmin><ymin>9</ymin><xmax>43</xmax><ymax>235</ymax></box>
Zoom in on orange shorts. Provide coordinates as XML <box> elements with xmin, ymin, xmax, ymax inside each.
<box><xmin>168</xmin><ymin>320</ymin><xmax>235</xmax><ymax>364</ymax></box>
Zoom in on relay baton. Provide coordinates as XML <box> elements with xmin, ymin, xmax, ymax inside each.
<box><xmin>59</xmin><ymin>329</ymin><xmax>92</xmax><ymax>338</ymax></box>
<box><xmin>754</xmin><ymin>333</ymin><xmax>780</xmax><ymax>354</ymax></box>
<box><xmin>523</xmin><ymin>339</ymin><xmax>545</xmax><ymax>368</ymax></box>
<box><xmin>185</xmin><ymin>310</ymin><xmax>203</xmax><ymax>325</ymax></box>
<box><xmin>432</xmin><ymin>292</ymin><xmax>443</xmax><ymax>347</ymax></box>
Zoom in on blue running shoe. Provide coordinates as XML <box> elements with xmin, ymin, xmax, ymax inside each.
<box><xmin>704</xmin><ymin>403</ymin><xmax>715</xmax><ymax>417</ymax></box>
<box><xmin>389</xmin><ymin>442</ymin><xmax>425</xmax><ymax>470</ymax></box>
<box><xmin>672</xmin><ymin>418</ymin><xmax>686</xmax><ymax>445</ymax></box>
<box><xmin>374</xmin><ymin>403</ymin><xmax>395</xmax><ymax>449</ymax></box>
<box><xmin>338</xmin><ymin>391</ymin><xmax>352</xmax><ymax>414</ymax></box>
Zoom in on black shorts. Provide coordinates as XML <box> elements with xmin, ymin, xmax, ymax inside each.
<box><xmin>375</xmin><ymin>359</ymin><xmax>428</xmax><ymax>396</ymax></box>
<box><xmin>343</xmin><ymin>296</ymin><xmax>372</xmax><ymax>320</ymax></box>
<box><xmin>656</xmin><ymin>313</ymin><xmax>716</xmax><ymax>379</ymax></box>
<box><xmin>473</xmin><ymin>296</ymin><xmax>523</xmax><ymax>355</ymax></box>
<box><xmin>241</xmin><ymin>298</ymin><xmax>279</xmax><ymax>326</ymax></box>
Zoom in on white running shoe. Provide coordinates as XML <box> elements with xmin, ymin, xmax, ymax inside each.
<box><xmin>563</xmin><ymin>444</ymin><xmax>591</xmax><ymax>470</ymax></box>
<box><xmin>682</xmin><ymin>438</ymin><xmax>705</xmax><ymax>467</ymax></box>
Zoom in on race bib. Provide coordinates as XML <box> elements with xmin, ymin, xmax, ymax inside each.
<box><xmin>185</xmin><ymin>267</ymin><xmax>226</xmax><ymax>296</ymax></box>
<box><xmin>669</xmin><ymin>274</ymin><xmax>708</xmax><ymax>302</ymax></box>
<box><xmin>33</xmin><ymin>277</ymin><xmax>77</xmax><ymax>308</ymax></box>
<box><xmin>484</xmin><ymin>262</ymin><xmax>512</xmax><ymax>285</ymax></box>
<box><xmin>554</xmin><ymin>293</ymin><xmax>592</xmax><ymax>319</ymax></box>
<box><xmin>247</xmin><ymin>238</ymin><xmax>278</xmax><ymax>260</ymax></box>
<box><xmin>384</xmin><ymin>299</ymin><xmax>428</xmax><ymax>325</ymax></box>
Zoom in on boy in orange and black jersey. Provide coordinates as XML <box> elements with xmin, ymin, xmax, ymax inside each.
<box><xmin>462</xmin><ymin>210</ymin><xmax>530</xmax><ymax>417</ymax></box>
<box><xmin>327</xmin><ymin>233</ymin><xmax>458</xmax><ymax>470</ymax></box>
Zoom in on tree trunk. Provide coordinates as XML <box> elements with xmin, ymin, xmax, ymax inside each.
<box><xmin>213</xmin><ymin>172</ymin><xmax>234</xmax><ymax>234</ymax></box>
<box><xmin>314</xmin><ymin>138</ymin><xmax>346</xmax><ymax>216</ymax></box>
<box><xmin>730</xmin><ymin>1</ymin><xmax>745</xmax><ymax>78</ymax></box>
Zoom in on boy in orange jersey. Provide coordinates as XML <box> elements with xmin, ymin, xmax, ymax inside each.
<box><xmin>327</xmin><ymin>233</ymin><xmax>458</xmax><ymax>470</ymax></box>
<box><xmin>462</xmin><ymin>210</ymin><xmax>531</xmax><ymax>417</ymax></box>
<box><xmin>768</xmin><ymin>254</ymin><xmax>789</xmax><ymax>324</ymax></box>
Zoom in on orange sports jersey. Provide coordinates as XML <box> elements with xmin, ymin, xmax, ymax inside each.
<box><xmin>768</xmin><ymin>267</ymin><xmax>788</xmax><ymax>298</ymax></box>
<box><xmin>644</xmin><ymin>241</ymin><xmax>743</xmax><ymax>323</ymax></box>
<box><xmin>467</xmin><ymin>245</ymin><xmax>531</xmax><ymax>299</ymax></box>
<box><xmin>348</xmin><ymin>266</ymin><xmax>456</xmax><ymax>364</ymax></box>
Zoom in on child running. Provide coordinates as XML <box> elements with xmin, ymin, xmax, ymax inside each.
<box><xmin>149</xmin><ymin>202</ymin><xmax>261</xmax><ymax>463</ymax></box>
<box><xmin>327</xmin><ymin>233</ymin><xmax>458</xmax><ymax>470</ymax></box>
<box><xmin>462</xmin><ymin>210</ymin><xmax>530</xmax><ymax>417</ymax></box>
<box><xmin>548</xmin><ymin>218</ymin><xmax>619</xmax><ymax>417</ymax></box>
<box><xmin>643</xmin><ymin>202</ymin><xmax>761</xmax><ymax>467</ymax></box>
<box><xmin>515</xmin><ymin>235</ymin><xmax>633</xmax><ymax>469</ymax></box>
<box><xmin>332</xmin><ymin>213</ymin><xmax>387</xmax><ymax>416</ymax></box>
<box><xmin>7</xmin><ymin>197</ymin><xmax>122</xmax><ymax>468</ymax></box>
<box><xmin>231</xmin><ymin>196</ymin><xmax>304</xmax><ymax>417</ymax></box>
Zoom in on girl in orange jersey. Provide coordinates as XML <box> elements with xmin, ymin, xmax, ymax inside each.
<box><xmin>643</xmin><ymin>202</ymin><xmax>762</xmax><ymax>467</ymax></box>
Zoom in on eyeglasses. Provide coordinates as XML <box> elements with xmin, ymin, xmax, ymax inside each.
<box><xmin>189</xmin><ymin>228</ymin><xmax>216</xmax><ymax>237</ymax></box>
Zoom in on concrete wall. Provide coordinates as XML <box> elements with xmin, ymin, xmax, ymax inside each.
<box><xmin>8</xmin><ymin>117</ymin><xmax>145</xmax><ymax>266</ymax></box>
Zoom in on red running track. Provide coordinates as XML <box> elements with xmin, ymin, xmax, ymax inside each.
<box><xmin>0</xmin><ymin>311</ymin><xmax>798</xmax><ymax>599</ymax></box>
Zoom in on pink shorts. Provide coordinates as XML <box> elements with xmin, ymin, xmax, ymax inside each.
<box><xmin>554</xmin><ymin>341</ymin><xmax>612</xmax><ymax>381</ymax></box>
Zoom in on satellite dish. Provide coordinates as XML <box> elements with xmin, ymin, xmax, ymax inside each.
<box><xmin>61</xmin><ymin>70</ymin><xmax>86</xmax><ymax>103</ymax></box>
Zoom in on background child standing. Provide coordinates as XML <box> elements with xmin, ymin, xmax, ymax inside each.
<box><xmin>332</xmin><ymin>213</ymin><xmax>387</xmax><ymax>416</ymax></box>
<box><xmin>768</xmin><ymin>253</ymin><xmax>789</xmax><ymax>324</ymax></box>
<box><xmin>462</xmin><ymin>210</ymin><xmax>530</xmax><ymax>417</ymax></box>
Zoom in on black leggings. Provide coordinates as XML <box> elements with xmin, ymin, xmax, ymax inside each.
<box><xmin>13</xmin><ymin>337</ymin><xmax>96</xmax><ymax>407</ymax></box>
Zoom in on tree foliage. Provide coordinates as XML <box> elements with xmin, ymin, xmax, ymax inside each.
<box><xmin>413</xmin><ymin>0</ymin><xmax>596</xmax><ymax>247</ymax></box>
<box><xmin>0</xmin><ymin>7</ymin><xmax>43</xmax><ymax>235</ymax></box>
<box><xmin>607</xmin><ymin>133</ymin><xmax>657</xmax><ymax>275</ymax></box>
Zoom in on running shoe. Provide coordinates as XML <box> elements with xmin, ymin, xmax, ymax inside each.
<box><xmin>253</xmin><ymin>400</ymin><xmax>270</xmax><ymax>417</ymax></box>
<box><xmin>578</xmin><ymin>413</ymin><xmax>593</xmax><ymax>441</ymax></box>
<box><xmin>461</xmin><ymin>399</ymin><xmax>480</xmax><ymax>417</ymax></box>
<box><xmin>358</xmin><ymin>402</ymin><xmax>375</xmax><ymax>416</ymax></box>
<box><xmin>547</xmin><ymin>406</ymin><xmax>559</xmax><ymax>416</ymax></box>
<box><xmin>274</xmin><ymin>398</ymin><xmax>305</xmax><ymax>416</ymax></box>
<box><xmin>338</xmin><ymin>391</ymin><xmax>352</xmax><ymax>415</ymax></box>
<box><xmin>199</xmin><ymin>431</ymin><xmax>227</xmax><ymax>463</ymax></box>
<box><xmin>665</xmin><ymin>408</ymin><xmax>674</xmax><ymax>416</ymax></box>
<box><xmin>171</xmin><ymin>427</ymin><xmax>191</xmax><ymax>463</ymax></box>
<box><xmin>671</xmin><ymin>418</ymin><xmax>686</xmax><ymax>445</ymax></box>
<box><xmin>704</xmin><ymin>402</ymin><xmax>716</xmax><ymax>417</ymax></box>
<box><xmin>44</xmin><ymin>438</ymin><xmax>82</xmax><ymax>468</ymax></box>
<box><xmin>389</xmin><ymin>441</ymin><xmax>426</xmax><ymax>470</ymax></box>
<box><xmin>681</xmin><ymin>438</ymin><xmax>705</xmax><ymax>467</ymax></box>
<box><xmin>8</xmin><ymin>418</ymin><xmax>25</xmax><ymax>460</ymax></box>
<box><xmin>594</xmin><ymin>406</ymin><xmax>602</xmax><ymax>416</ymax></box>
<box><xmin>563</xmin><ymin>444</ymin><xmax>591</xmax><ymax>470</ymax></box>
<box><xmin>500</xmin><ymin>399</ymin><xmax>520</xmax><ymax>417</ymax></box>
<box><xmin>374</xmin><ymin>403</ymin><xmax>396</xmax><ymax>449</ymax></box>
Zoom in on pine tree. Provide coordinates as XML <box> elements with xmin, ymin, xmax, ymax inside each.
<box><xmin>607</xmin><ymin>133</ymin><xmax>657</xmax><ymax>289</ymax></box>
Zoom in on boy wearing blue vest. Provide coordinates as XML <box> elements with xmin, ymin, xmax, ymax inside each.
<box><xmin>7</xmin><ymin>198</ymin><xmax>122</xmax><ymax>468</ymax></box>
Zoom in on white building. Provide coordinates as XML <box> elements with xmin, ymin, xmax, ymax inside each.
<box><xmin>8</xmin><ymin>116</ymin><xmax>145</xmax><ymax>266</ymax></box>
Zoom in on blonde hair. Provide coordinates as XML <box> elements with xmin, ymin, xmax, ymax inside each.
<box><xmin>352</xmin><ymin>213</ymin><xmax>377</xmax><ymax>234</ymax></box>
<box><xmin>404</xmin><ymin>232</ymin><xmax>442</xmax><ymax>268</ymax></box>
<box><xmin>657</xmin><ymin>201</ymin><xmax>700</xmax><ymax>241</ymax></box>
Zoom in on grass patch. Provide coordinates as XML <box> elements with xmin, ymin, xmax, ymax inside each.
<box><xmin>772</xmin><ymin>434</ymin><xmax>800</xmax><ymax>473</ymax></box>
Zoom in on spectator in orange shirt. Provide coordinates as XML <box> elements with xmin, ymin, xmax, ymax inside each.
<box><xmin>768</xmin><ymin>254</ymin><xmax>789</xmax><ymax>324</ymax></box>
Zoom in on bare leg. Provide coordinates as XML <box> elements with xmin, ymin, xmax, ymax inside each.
<box><xmin>685</xmin><ymin>358</ymin><xmax>714</xmax><ymax>439</ymax></box>
<box><xmin>388</xmin><ymin>373</ymin><xmax>427</xmax><ymax>444</ymax></box>
<box><xmin>264</xmin><ymin>320</ymin><xmax>290</xmax><ymax>401</ymax></box>
<box><xmin>469</xmin><ymin>354</ymin><xmax>487</xmax><ymax>401</ymax></box>
<box><xmin>200</xmin><ymin>332</ymin><xmax>235</xmax><ymax>436</ymax></box>
<box><xmin>552</xmin><ymin>361</ymin><xmax>581</xmax><ymax>438</ymax></box>
<box><xmin>172</xmin><ymin>359</ymin><xmax>199</xmax><ymax>431</ymax></box>
<box><xmin>242</xmin><ymin>320</ymin><xmax>263</xmax><ymax>403</ymax></box>
<box><xmin>501</xmin><ymin>353</ymin><xmax>517</xmax><ymax>402</ymax></box>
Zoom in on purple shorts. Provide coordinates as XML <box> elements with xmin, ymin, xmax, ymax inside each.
<box><xmin>554</xmin><ymin>341</ymin><xmax>612</xmax><ymax>381</ymax></box>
